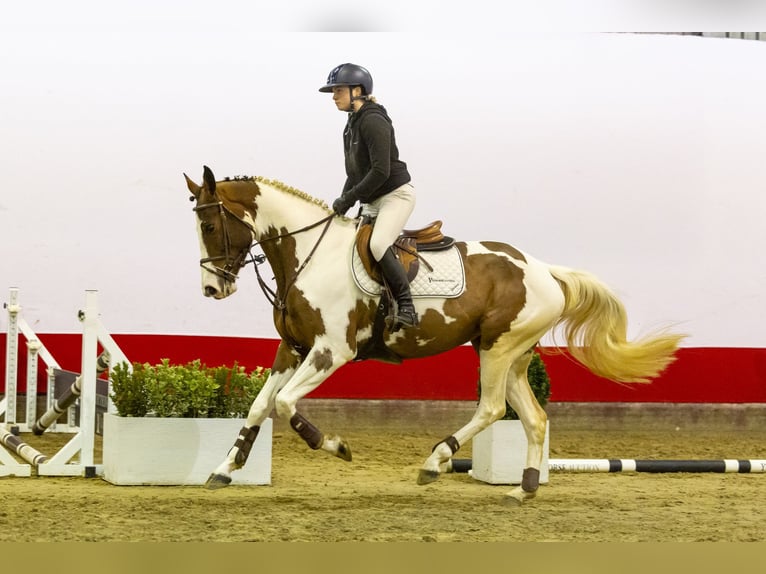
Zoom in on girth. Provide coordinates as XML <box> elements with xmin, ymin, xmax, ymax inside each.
<box><xmin>355</xmin><ymin>218</ymin><xmax>455</xmax><ymax>284</ymax></box>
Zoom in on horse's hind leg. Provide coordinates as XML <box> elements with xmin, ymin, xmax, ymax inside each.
<box><xmin>502</xmin><ymin>348</ymin><xmax>548</xmax><ymax>505</ymax></box>
<box><xmin>417</xmin><ymin>346</ymin><xmax>510</xmax><ymax>485</ymax></box>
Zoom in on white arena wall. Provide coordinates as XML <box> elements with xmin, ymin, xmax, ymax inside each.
<box><xmin>2</xmin><ymin>27</ymin><xmax>765</xmax><ymax>402</ymax></box>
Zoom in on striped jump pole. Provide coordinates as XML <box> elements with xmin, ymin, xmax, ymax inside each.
<box><xmin>0</xmin><ymin>426</ymin><xmax>48</xmax><ymax>466</ymax></box>
<box><xmin>548</xmin><ymin>459</ymin><xmax>766</xmax><ymax>473</ymax></box>
<box><xmin>450</xmin><ymin>459</ymin><xmax>766</xmax><ymax>474</ymax></box>
<box><xmin>31</xmin><ymin>350</ymin><xmax>111</xmax><ymax>436</ymax></box>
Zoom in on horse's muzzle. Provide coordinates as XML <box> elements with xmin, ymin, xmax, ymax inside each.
<box><xmin>203</xmin><ymin>281</ymin><xmax>237</xmax><ymax>299</ymax></box>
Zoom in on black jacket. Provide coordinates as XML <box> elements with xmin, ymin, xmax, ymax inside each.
<box><xmin>340</xmin><ymin>102</ymin><xmax>411</xmax><ymax>204</ymax></box>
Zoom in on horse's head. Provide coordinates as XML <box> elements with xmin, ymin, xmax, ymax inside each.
<box><xmin>184</xmin><ymin>166</ymin><xmax>257</xmax><ymax>299</ymax></box>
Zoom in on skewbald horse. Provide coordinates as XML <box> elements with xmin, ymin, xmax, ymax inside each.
<box><xmin>185</xmin><ymin>165</ymin><xmax>683</xmax><ymax>505</ymax></box>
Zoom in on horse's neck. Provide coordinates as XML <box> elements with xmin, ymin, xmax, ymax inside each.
<box><xmin>252</xmin><ymin>183</ymin><xmax>329</xmax><ymax>239</ymax></box>
<box><xmin>254</xmin><ymin>183</ymin><xmax>343</xmax><ymax>289</ymax></box>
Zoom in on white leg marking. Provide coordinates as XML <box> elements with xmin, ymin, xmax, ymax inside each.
<box><xmin>210</xmin><ymin>367</ymin><xmax>295</xmax><ymax>479</ymax></box>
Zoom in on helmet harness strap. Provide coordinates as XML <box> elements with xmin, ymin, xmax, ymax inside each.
<box><xmin>348</xmin><ymin>86</ymin><xmax>367</xmax><ymax>110</ymax></box>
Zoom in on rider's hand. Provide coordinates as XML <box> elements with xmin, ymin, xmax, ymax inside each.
<box><xmin>332</xmin><ymin>195</ymin><xmax>355</xmax><ymax>215</ymax></box>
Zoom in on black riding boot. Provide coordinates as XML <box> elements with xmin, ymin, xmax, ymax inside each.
<box><xmin>378</xmin><ymin>247</ymin><xmax>419</xmax><ymax>330</ymax></box>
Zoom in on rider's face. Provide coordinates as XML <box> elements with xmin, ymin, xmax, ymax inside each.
<box><xmin>331</xmin><ymin>86</ymin><xmax>360</xmax><ymax>111</ymax></box>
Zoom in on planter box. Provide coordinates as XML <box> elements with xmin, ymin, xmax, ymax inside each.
<box><xmin>471</xmin><ymin>419</ymin><xmax>549</xmax><ymax>485</ymax></box>
<box><xmin>103</xmin><ymin>412</ymin><xmax>272</xmax><ymax>486</ymax></box>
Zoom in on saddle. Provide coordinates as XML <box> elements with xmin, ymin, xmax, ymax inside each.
<box><xmin>355</xmin><ymin>218</ymin><xmax>455</xmax><ymax>284</ymax></box>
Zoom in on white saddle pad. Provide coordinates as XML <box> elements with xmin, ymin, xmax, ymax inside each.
<box><xmin>351</xmin><ymin>244</ymin><xmax>466</xmax><ymax>298</ymax></box>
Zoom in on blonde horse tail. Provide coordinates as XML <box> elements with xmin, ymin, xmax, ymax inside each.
<box><xmin>547</xmin><ymin>265</ymin><xmax>685</xmax><ymax>383</ymax></box>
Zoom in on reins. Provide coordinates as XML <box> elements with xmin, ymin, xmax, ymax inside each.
<box><xmin>248</xmin><ymin>214</ymin><xmax>334</xmax><ymax>310</ymax></box>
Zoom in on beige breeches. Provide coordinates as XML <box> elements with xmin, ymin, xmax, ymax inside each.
<box><xmin>360</xmin><ymin>183</ymin><xmax>416</xmax><ymax>261</ymax></box>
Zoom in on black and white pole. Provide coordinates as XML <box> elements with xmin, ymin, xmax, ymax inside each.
<box><xmin>450</xmin><ymin>458</ymin><xmax>766</xmax><ymax>474</ymax></box>
<box><xmin>548</xmin><ymin>459</ymin><xmax>766</xmax><ymax>473</ymax></box>
<box><xmin>31</xmin><ymin>350</ymin><xmax>111</xmax><ymax>435</ymax></box>
<box><xmin>0</xmin><ymin>426</ymin><xmax>47</xmax><ymax>467</ymax></box>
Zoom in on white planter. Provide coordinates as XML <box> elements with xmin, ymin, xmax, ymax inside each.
<box><xmin>471</xmin><ymin>419</ymin><xmax>549</xmax><ymax>485</ymax></box>
<box><xmin>102</xmin><ymin>412</ymin><xmax>272</xmax><ymax>486</ymax></box>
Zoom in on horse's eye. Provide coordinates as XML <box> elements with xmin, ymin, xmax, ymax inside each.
<box><xmin>201</xmin><ymin>222</ymin><xmax>215</xmax><ymax>234</ymax></box>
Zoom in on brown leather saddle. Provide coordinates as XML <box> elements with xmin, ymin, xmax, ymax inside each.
<box><xmin>355</xmin><ymin>218</ymin><xmax>455</xmax><ymax>284</ymax></box>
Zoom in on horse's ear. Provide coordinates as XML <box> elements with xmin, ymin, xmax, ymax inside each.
<box><xmin>203</xmin><ymin>165</ymin><xmax>217</xmax><ymax>194</ymax></box>
<box><xmin>184</xmin><ymin>173</ymin><xmax>202</xmax><ymax>200</ymax></box>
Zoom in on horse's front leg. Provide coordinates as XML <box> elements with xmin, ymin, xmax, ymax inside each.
<box><xmin>206</xmin><ymin>343</ymin><xmax>300</xmax><ymax>490</ymax></box>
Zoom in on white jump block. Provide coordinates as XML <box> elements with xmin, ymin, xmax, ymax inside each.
<box><xmin>471</xmin><ymin>420</ymin><xmax>549</xmax><ymax>485</ymax></box>
<box><xmin>103</xmin><ymin>413</ymin><xmax>272</xmax><ymax>486</ymax></box>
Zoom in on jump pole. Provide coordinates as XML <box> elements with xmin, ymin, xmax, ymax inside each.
<box><xmin>450</xmin><ymin>459</ymin><xmax>766</xmax><ymax>474</ymax></box>
<box><xmin>31</xmin><ymin>350</ymin><xmax>111</xmax><ymax>435</ymax></box>
<box><xmin>0</xmin><ymin>426</ymin><xmax>48</xmax><ymax>467</ymax></box>
<box><xmin>0</xmin><ymin>428</ymin><xmax>36</xmax><ymax>476</ymax></box>
<box><xmin>548</xmin><ymin>458</ymin><xmax>766</xmax><ymax>473</ymax></box>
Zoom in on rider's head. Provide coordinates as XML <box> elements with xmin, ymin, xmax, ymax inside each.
<box><xmin>318</xmin><ymin>63</ymin><xmax>373</xmax><ymax>112</ymax></box>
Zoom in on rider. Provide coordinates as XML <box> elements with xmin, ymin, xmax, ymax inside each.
<box><xmin>320</xmin><ymin>63</ymin><xmax>419</xmax><ymax>330</ymax></box>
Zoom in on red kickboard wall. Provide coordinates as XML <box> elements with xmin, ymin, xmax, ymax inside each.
<box><xmin>1</xmin><ymin>333</ymin><xmax>765</xmax><ymax>403</ymax></box>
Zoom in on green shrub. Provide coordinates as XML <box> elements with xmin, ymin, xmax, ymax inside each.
<box><xmin>110</xmin><ymin>361</ymin><xmax>149</xmax><ymax>417</ymax></box>
<box><xmin>477</xmin><ymin>351</ymin><xmax>551</xmax><ymax>420</ymax></box>
<box><xmin>109</xmin><ymin>359</ymin><xmax>270</xmax><ymax>418</ymax></box>
<box><xmin>207</xmin><ymin>363</ymin><xmax>270</xmax><ymax>418</ymax></box>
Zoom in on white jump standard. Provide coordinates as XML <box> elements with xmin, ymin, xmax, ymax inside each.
<box><xmin>2</xmin><ymin>288</ymin><xmax>130</xmax><ymax>478</ymax></box>
<box><xmin>2</xmin><ymin>287</ymin><xmax>62</xmax><ymax>433</ymax></box>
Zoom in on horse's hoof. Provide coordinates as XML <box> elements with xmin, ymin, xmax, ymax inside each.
<box><xmin>336</xmin><ymin>440</ymin><xmax>352</xmax><ymax>462</ymax></box>
<box><xmin>503</xmin><ymin>487</ymin><xmax>536</xmax><ymax>506</ymax></box>
<box><xmin>417</xmin><ymin>469</ymin><xmax>440</xmax><ymax>485</ymax></box>
<box><xmin>502</xmin><ymin>494</ymin><xmax>523</xmax><ymax>507</ymax></box>
<box><xmin>205</xmin><ymin>473</ymin><xmax>232</xmax><ymax>490</ymax></box>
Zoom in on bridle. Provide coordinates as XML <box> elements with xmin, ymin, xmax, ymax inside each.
<box><xmin>193</xmin><ymin>200</ymin><xmax>255</xmax><ymax>285</ymax></box>
<box><xmin>192</xmin><ymin>198</ymin><xmax>334</xmax><ymax>310</ymax></box>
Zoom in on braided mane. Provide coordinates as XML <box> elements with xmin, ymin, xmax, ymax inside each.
<box><xmin>223</xmin><ymin>175</ymin><xmax>330</xmax><ymax>211</ymax></box>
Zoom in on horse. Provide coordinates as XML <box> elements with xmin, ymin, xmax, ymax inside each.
<box><xmin>184</xmin><ymin>165</ymin><xmax>684</xmax><ymax>505</ymax></box>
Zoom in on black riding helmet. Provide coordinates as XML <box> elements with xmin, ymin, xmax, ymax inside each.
<box><xmin>318</xmin><ymin>63</ymin><xmax>373</xmax><ymax>95</ymax></box>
